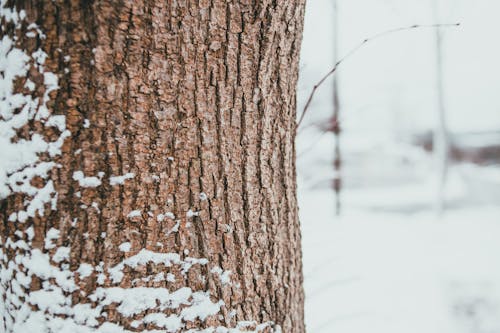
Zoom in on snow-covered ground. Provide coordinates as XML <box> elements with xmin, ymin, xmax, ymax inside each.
<box><xmin>300</xmin><ymin>184</ymin><xmax>500</xmax><ymax>333</ymax></box>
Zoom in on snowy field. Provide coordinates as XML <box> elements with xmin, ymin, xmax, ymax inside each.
<box><xmin>298</xmin><ymin>0</ymin><xmax>500</xmax><ymax>332</ymax></box>
<box><xmin>300</xmin><ymin>183</ymin><xmax>500</xmax><ymax>333</ymax></box>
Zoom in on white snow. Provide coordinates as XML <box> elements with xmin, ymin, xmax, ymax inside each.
<box><xmin>166</xmin><ymin>220</ymin><xmax>180</xmax><ymax>236</ymax></box>
<box><xmin>107</xmin><ymin>249</ymin><xmax>208</xmax><ymax>283</ymax></box>
<box><xmin>52</xmin><ymin>246</ymin><xmax>70</xmax><ymax>263</ymax></box>
<box><xmin>126</xmin><ymin>210</ymin><xmax>141</xmax><ymax>218</ymax></box>
<box><xmin>186</xmin><ymin>209</ymin><xmax>199</xmax><ymax>218</ymax></box>
<box><xmin>300</xmin><ymin>188</ymin><xmax>500</xmax><ymax>333</ymax></box>
<box><xmin>0</xmin><ymin>22</ymin><xmax>68</xmax><ymax>222</ymax></box>
<box><xmin>211</xmin><ymin>267</ymin><xmax>232</xmax><ymax>286</ymax></box>
<box><xmin>109</xmin><ymin>173</ymin><xmax>135</xmax><ymax>185</ymax></box>
<box><xmin>118</xmin><ymin>242</ymin><xmax>131</xmax><ymax>252</ymax></box>
<box><xmin>44</xmin><ymin>228</ymin><xmax>60</xmax><ymax>250</ymax></box>
<box><xmin>76</xmin><ymin>263</ymin><xmax>93</xmax><ymax>279</ymax></box>
<box><xmin>143</xmin><ymin>312</ymin><xmax>182</xmax><ymax>331</ymax></box>
<box><xmin>180</xmin><ymin>292</ymin><xmax>224</xmax><ymax>322</ymax></box>
<box><xmin>72</xmin><ymin>171</ymin><xmax>102</xmax><ymax>188</ymax></box>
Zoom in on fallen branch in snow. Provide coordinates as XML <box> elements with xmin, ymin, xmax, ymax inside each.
<box><xmin>296</xmin><ymin>22</ymin><xmax>461</xmax><ymax>130</ymax></box>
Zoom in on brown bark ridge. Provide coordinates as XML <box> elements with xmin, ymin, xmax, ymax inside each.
<box><xmin>0</xmin><ymin>0</ymin><xmax>306</xmax><ymax>332</ymax></box>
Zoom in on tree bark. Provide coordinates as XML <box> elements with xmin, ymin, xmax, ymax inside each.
<box><xmin>0</xmin><ymin>1</ymin><xmax>306</xmax><ymax>332</ymax></box>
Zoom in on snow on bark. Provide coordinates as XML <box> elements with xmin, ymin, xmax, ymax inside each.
<box><xmin>0</xmin><ymin>9</ymin><xmax>69</xmax><ymax>222</ymax></box>
<box><xmin>109</xmin><ymin>173</ymin><xmax>135</xmax><ymax>186</ymax></box>
<box><xmin>0</xmin><ymin>2</ymin><xmax>282</xmax><ymax>332</ymax></box>
<box><xmin>72</xmin><ymin>171</ymin><xmax>103</xmax><ymax>188</ymax></box>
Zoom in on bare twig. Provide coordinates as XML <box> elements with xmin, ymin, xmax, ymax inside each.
<box><xmin>296</xmin><ymin>22</ymin><xmax>461</xmax><ymax>129</ymax></box>
<box><xmin>297</xmin><ymin>131</ymin><xmax>328</xmax><ymax>158</ymax></box>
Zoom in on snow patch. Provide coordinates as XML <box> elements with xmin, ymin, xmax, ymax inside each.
<box><xmin>109</xmin><ymin>172</ymin><xmax>135</xmax><ymax>186</ymax></box>
<box><xmin>126</xmin><ymin>210</ymin><xmax>141</xmax><ymax>219</ymax></box>
<box><xmin>52</xmin><ymin>246</ymin><xmax>70</xmax><ymax>263</ymax></box>
<box><xmin>118</xmin><ymin>242</ymin><xmax>131</xmax><ymax>252</ymax></box>
<box><xmin>0</xmin><ymin>23</ymin><xmax>69</xmax><ymax>221</ymax></box>
<box><xmin>187</xmin><ymin>209</ymin><xmax>199</xmax><ymax>218</ymax></box>
<box><xmin>107</xmin><ymin>249</ymin><xmax>208</xmax><ymax>283</ymax></box>
<box><xmin>44</xmin><ymin>228</ymin><xmax>59</xmax><ymax>249</ymax></box>
<box><xmin>211</xmin><ymin>267</ymin><xmax>232</xmax><ymax>286</ymax></box>
<box><xmin>76</xmin><ymin>263</ymin><xmax>93</xmax><ymax>279</ymax></box>
<box><xmin>72</xmin><ymin>171</ymin><xmax>102</xmax><ymax>188</ymax></box>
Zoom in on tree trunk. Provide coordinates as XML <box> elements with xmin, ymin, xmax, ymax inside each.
<box><xmin>0</xmin><ymin>1</ymin><xmax>306</xmax><ymax>332</ymax></box>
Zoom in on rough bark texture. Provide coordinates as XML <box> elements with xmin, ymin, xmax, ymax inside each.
<box><xmin>1</xmin><ymin>0</ymin><xmax>306</xmax><ymax>332</ymax></box>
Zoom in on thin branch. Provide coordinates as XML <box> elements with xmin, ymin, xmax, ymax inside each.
<box><xmin>297</xmin><ymin>22</ymin><xmax>461</xmax><ymax>129</ymax></box>
<box><xmin>297</xmin><ymin>130</ymin><xmax>328</xmax><ymax>158</ymax></box>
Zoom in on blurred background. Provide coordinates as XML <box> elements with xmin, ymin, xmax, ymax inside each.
<box><xmin>297</xmin><ymin>0</ymin><xmax>500</xmax><ymax>332</ymax></box>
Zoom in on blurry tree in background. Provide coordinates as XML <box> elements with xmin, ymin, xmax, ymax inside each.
<box><xmin>331</xmin><ymin>0</ymin><xmax>342</xmax><ymax>216</ymax></box>
<box><xmin>432</xmin><ymin>0</ymin><xmax>450</xmax><ymax>214</ymax></box>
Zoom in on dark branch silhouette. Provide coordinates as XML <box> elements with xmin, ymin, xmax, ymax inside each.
<box><xmin>297</xmin><ymin>22</ymin><xmax>461</xmax><ymax>130</ymax></box>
